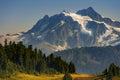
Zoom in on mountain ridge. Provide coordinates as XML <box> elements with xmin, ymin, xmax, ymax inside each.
<box><xmin>54</xmin><ymin>45</ymin><xmax>120</xmax><ymax>73</ymax></box>
<box><xmin>0</xmin><ymin>7</ymin><xmax>120</xmax><ymax>55</ymax></box>
<box><xmin>77</xmin><ymin>7</ymin><xmax>120</xmax><ymax>27</ymax></box>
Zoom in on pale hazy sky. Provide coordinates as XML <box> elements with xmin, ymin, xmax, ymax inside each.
<box><xmin>0</xmin><ymin>0</ymin><xmax>120</xmax><ymax>34</ymax></box>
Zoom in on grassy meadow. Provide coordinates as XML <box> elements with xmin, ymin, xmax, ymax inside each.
<box><xmin>0</xmin><ymin>73</ymin><xmax>102</xmax><ymax>80</ymax></box>
<box><xmin>0</xmin><ymin>72</ymin><xmax>120</xmax><ymax>80</ymax></box>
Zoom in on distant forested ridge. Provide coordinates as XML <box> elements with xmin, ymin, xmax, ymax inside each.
<box><xmin>54</xmin><ymin>45</ymin><xmax>120</xmax><ymax>73</ymax></box>
<box><xmin>0</xmin><ymin>40</ymin><xmax>75</xmax><ymax>78</ymax></box>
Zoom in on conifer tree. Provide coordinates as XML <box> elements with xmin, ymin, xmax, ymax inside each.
<box><xmin>69</xmin><ymin>61</ymin><xmax>76</xmax><ymax>73</ymax></box>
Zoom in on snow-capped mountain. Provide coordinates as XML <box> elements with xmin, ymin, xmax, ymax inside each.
<box><xmin>76</xmin><ymin>7</ymin><xmax>120</xmax><ymax>27</ymax></box>
<box><xmin>1</xmin><ymin>7</ymin><xmax>120</xmax><ymax>55</ymax></box>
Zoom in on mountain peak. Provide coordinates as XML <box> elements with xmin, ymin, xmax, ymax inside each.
<box><xmin>62</xmin><ymin>10</ymin><xmax>67</xmax><ymax>13</ymax></box>
<box><xmin>43</xmin><ymin>15</ymin><xmax>49</xmax><ymax>19</ymax></box>
<box><xmin>76</xmin><ymin>7</ymin><xmax>96</xmax><ymax>15</ymax></box>
<box><xmin>76</xmin><ymin>7</ymin><xmax>120</xmax><ymax>27</ymax></box>
<box><xmin>86</xmin><ymin>7</ymin><xmax>95</xmax><ymax>11</ymax></box>
<box><xmin>61</xmin><ymin>10</ymin><xmax>70</xmax><ymax>15</ymax></box>
<box><xmin>76</xmin><ymin>7</ymin><xmax>103</xmax><ymax>21</ymax></box>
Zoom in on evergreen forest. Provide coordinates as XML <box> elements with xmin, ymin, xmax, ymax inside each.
<box><xmin>0</xmin><ymin>40</ymin><xmax>75</xmax><ymax>78</ymax></box>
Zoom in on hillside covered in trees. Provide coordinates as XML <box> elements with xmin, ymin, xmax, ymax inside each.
<box><xmin>54</xmin><ymin>45</ymin><xmax>120</xmax><ymax>73</ymax></box>
<box><xmin>103</xmin><ymin>63</ymin><xmax>120</xmax><ymax>80</ymax></box>
<box><xmin>0</xmin><ymin>40</ymin><xmax>75</xmax><ymax>78</ymax></box>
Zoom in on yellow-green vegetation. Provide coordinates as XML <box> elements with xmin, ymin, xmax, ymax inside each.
<box><xmin>0</xmin><ymin>73</ymin><xmax>102</xmax><ymax>80</ymax></box>
<box><xmin>71</xmin><ymin>74</ymin><xmax>99</xmax><ymax>80</ymax></box>
<box><xmin>16</xmin><ymin>73</ymin><xmax>64</xmax><ymax>80</ymax></box>
<box><xmin>113</xmin><ymin>76</ymin><xmax>120</xmax><ymax>80</ymax></box>
<box><xmin>0</xmin><ymin>73</ymin><xmax>119</xmax><ymax>80</ymax></box>
<box><xmin>72</xmin><ymin>74</ymin><xmax>97</xmax><ymax>77</ymax></box>
<box><xmin>0</xmin><ymin>73</ymin><xmax>64</xmax><ymax>80</ymax></box>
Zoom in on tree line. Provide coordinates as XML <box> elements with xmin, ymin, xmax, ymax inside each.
<box><xmin>103</xmin><ymin>63</ymin><xmax>120</xmax><ymax>80</ymax></box>
<box><xmin>0</xmin><ymin>39</ymin><xmax>75</xmax><ymax>78</ymax></box>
